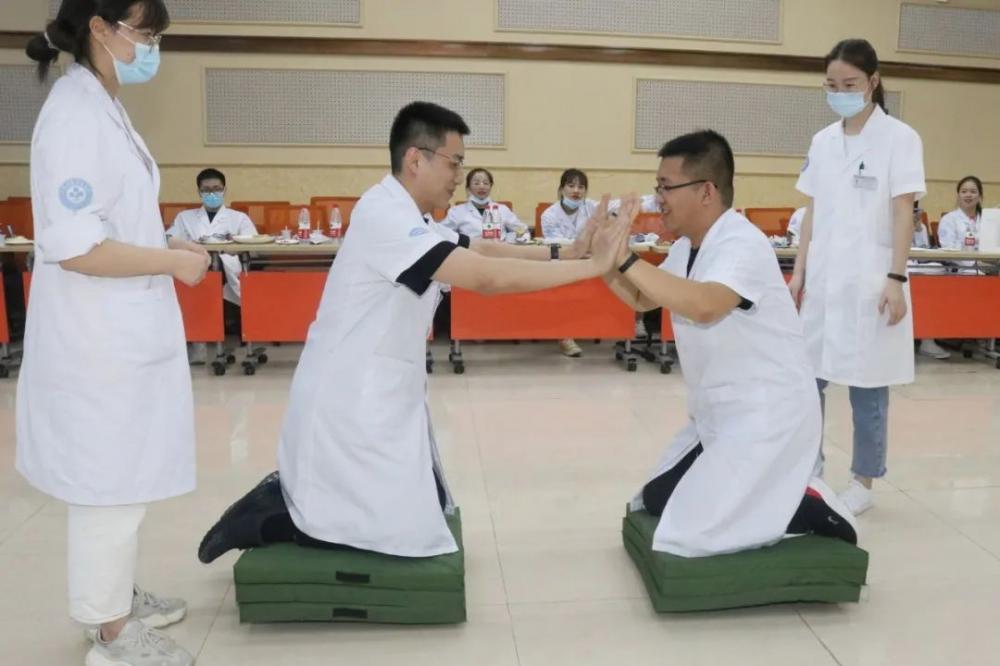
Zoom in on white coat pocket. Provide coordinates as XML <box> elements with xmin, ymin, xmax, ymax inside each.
<box><xmin>105</xmin><ymin>289</ymin><xmax>177</xmax><ymax>366</ymax></box>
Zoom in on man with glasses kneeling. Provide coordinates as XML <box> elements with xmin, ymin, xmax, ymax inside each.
<box><xmin>604</xmin><ymin>130</ymin><xmax>859</xmax><ymax>558</ymax></box>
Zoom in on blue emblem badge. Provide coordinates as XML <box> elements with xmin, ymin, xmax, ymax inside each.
<box><xmin>800</xmin><ymin>156</ymin><xmax>809</xmax><ymax>173</ymax></box>
<box><xmin>409</xmin><ymin>227</ymin><xmax>430</xmax><ymax>237</ymax></box>
<box><xmin>58</xmin><ymin>178</ymin><xmax>93</xmax><ymax>211</ymax></box>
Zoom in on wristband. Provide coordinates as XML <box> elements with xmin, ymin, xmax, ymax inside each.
<box><xmin>618</xmin><ymin>253</ymin><xmax>641</xmax><ymax>274</ymax></box>
<box><xmin>887</xmin><ymin>272</ymin><xmax>908</xmax><ymax>284</ymax></box>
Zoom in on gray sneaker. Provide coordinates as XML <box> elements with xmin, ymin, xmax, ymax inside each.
<box><xmin>85</xmin><ymin>587</ymin><xmax>186</xmax><ymax>642</ymax></box>
<box><xmin>85</xmin><ymin>619</ymin><xmax>193</xmax><ymax>666</ymax></box>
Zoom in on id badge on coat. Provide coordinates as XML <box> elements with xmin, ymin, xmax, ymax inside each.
<box><xmin>853</xmin><ymin>175</ymin><xmax>878</xmax><ymax>191</ymax></box>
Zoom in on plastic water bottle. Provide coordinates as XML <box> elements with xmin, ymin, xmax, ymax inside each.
<box><xmin>329</xmin><ymin>206</ymin><xmax>343</xmax><ymax>240</ymax></box>
<box><xmin>482</xmin><ymin>204</ymin><xmax>502</xmax><ymax>241</ymax></box>
<box><xmin>297</xmin><ymin>207</ymin><xmax>311</xmax><ymax>240</ymax></box>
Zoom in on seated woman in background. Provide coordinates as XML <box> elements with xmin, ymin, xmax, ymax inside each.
<box><xmin>918</xmin><ymin>177</ymin><xmax>984</xmax><ymax>360</ymax></box>
<box><xmin>541</xmin><ymin>168</ymin><xmax>596</xmax><ymax>358</ymax></box>
<box><xmin>443</xmin><ymin>168</ymin><xmax>528</xmax><ymax>242</ymax></box>
<box><xmin>938</xmin><ymin>176</ymin><xmax>983</xmax><ymax>251</ymax></box>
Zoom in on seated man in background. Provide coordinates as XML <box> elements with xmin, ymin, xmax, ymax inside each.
<box><xmin>603</xmin><ymin>130</ymin><xmax>857</xmax><ymax>557</ymax></box>
<box><xmin>166</xmin><ymin>168</ymin><xmax>256</xmax><ymax>363</ymax></box>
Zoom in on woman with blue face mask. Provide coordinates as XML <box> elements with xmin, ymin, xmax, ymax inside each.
<box><xmin>443</xmin><ymin>168</ymin><xmax>527</xmax><ymax>241</ymax></box>
<box><xmin>22</xmin><ymin>2</ymin><xmax>207</xmax><ymax>664</ymax></box>
<box><xmin>541</xmin><ymin>169</ymin><xmax>598</xmax><ymax>357</ymax></box>
<box><xmin>790</xmin><ymin>39</ymin><xmax>926</xmax><ymax>518</ymax></box>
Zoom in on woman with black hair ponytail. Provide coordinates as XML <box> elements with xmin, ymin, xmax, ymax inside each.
<box><xmin>18</xmin><ymin>2</ymin><xmax>204</xmax><ymax>664</ymax></box>
<box><xmin>789</xmin><ymin>38</ymin><xmax>927</xmax><ymax>519</ymax></box>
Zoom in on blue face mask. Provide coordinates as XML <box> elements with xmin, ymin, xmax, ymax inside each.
<box><xmin>469</xmin><ymin>194</ymin><xmax>490</xmax><ymax>206</ymax></box>
<box><xmin>561</xmin><ymin>197</ymin><xmax>583</xmax><ymax>211</ymax></box>
<box><xmin>201</xmin><ymin>192</ymin><xmax>224</xmax><ymax>210</ymax></box>
<box><xmin>105</xmin><ymin>31</ymin><xmax>160</xmax><ymax>86</ymax></box>
<box><xmin>826</xmin><ymin>91</ymin><xmax>867</xmax><ymax>119</ymax></box>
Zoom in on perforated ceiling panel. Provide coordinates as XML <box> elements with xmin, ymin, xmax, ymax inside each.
<box><xmin>49</xmin><ymin>0</ymin><xmax>361</xmax><ymax>24</ymax></box>
<box><xmin>0</xmin><ymin>65</ymin><xmax>56</xmax><ymax>143</ymax></box>
<box><xmin>634</xmin><ymin>80</ymin><xmax>902</xmax><ymax>155</ymax></box>
<box><xmin>497</xmin><ymin>0</ymin><xmax>780</xmax><ymax>42</ymax></box>
<box><xmin>899</xmin><ymin>4</ymin><xmax>1000</xmax><ymax>58</ymax></box>
<box><xmin>205</xmin><ymin>69</ymin><xmax>504</xmax><ymax>146</ymax></box>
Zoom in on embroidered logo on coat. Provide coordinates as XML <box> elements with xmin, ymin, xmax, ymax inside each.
<box><xmin>800</xmin><ymin>156</ymin><xmax>810</xmax><ymax>173</ymax></box>
<box><xmin>58</xmin><ymin>179</ymin><xmax>93</xmax><ymax>211</ymax></box>
<box><xmin>409</xmin><ymin>227</ymin><xmax>430</xmax><ymax>237</ymax></box>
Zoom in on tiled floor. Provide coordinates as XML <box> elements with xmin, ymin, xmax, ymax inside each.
<box><xmin>2</xmin><ymin>341</ymin><xmax>1000</xmax><ymax>665</ymax></box>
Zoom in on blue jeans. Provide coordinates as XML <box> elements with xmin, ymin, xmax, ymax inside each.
<box><xmin>816</xmin><ymin>379</ymin><xmax>889</xmax><ymax>479</ymax></box>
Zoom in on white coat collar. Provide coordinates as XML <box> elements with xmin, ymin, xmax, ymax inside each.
<box><xmin>65</xmin><ymin>63</ymin><xmax>127</xmax><ymax>131</ymax></box>
<box><xmin>832</xmin><ymin>105</ymin><xmax>888</xmax><ymax>167</ymax></box>
<box><xmin>383</xmin><ymin>175</ymin><xmax>429</xmax><ymax>223</ymax></box>
<box><xmin>201</xmin><ymin>205</ymin><xmax>228</xmax><ymax>221</ymax></box>
<box><xmin>692</xmin><ymin>207</ymin><xmax>736</xmax><ymax>250</ymax></box>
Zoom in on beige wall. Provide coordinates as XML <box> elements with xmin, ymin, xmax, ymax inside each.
<box><xmin>1</xmin><ymin>0</ymin><xmax>998</xmax><ymax>222</ymax></box>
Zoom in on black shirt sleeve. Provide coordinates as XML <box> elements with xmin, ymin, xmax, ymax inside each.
<box><xmin>395</xmin><ymin>241</ymin><xmax>458</xmax><ymax>296</ymax></box>
<box><xmin>457</xmin><ymin>233</ymin><xmax>471</xmax><ymax>249</ymax></box>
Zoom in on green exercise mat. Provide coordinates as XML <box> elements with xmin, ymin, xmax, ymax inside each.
<box><xmin>234</xmin><ymin>509</ymin><xmax>465</xmax><ymax>624</ymax></box>
<box><xmin>623</xmin><ymin>507</ymin><xmax>868</xmax><ymax>612</ymax></box>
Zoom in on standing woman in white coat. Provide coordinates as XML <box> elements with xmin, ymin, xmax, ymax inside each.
<box><xmin>21</xmin><ymin>2</ymin><xmax>209</xmax><ymax>664</ymax></box>
<box><xmin>790</xmin><ymin>39</ymin><xmax>926</xmax><ymax>516</ymax></box>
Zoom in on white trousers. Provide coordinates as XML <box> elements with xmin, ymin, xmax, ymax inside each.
<box><xmin>67</xmin><ymin>503</ymin><xmax>147</xmax><ymax>625</ymax></box>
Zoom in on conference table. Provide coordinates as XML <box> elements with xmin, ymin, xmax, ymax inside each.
<box><xmin>1</xmin><ymin>241</ymin><xmax>998</xmax><ymax>377</ymax></box>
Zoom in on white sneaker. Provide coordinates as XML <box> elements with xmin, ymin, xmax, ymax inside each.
<box><xmin>559</xmin><ymin>338</ymin><xmax>583</xmax><ymax>358</ymax></box>
<box><xmin>85</xmin><ymin>587</ymin><xmax>186</xmax><ymax>642</ymax></box>
<box><xmin>918</xmin><ymin>339</ymin><xmax>951</xmax><ymax>360</ymax></box>
<box><xmin>85</xmin><ymin>619</ymin><xmax>193</xmax><ymax>666</ymax></box>
<box><xmin>837</xmin><ymin>479</ymin><xmax>874</xmax><ymax>516</ymax></box>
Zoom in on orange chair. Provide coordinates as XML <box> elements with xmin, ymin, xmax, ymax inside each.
<box><xmin>0</xmin><ymin>198</ymin><xmax>34</xmax><ymax>239</ymax></box>
<box><xmin>159</xmin><ymin>202</ymin><xmax>200</xmax><ymax>230</ymax></box>
<box><xmin>930</xmin><ymin>220</ymin><xmax>940</xmax><ymax>248</ymax></box>
<box><xmin>534</xmin><ymin>202</ymin><xmax>552</xmax><ymax>237</ymax></box>
<box><xmin>262</xmin><ymin>204</ymin><xmax>329</xmax><ymax>236</ymax></box>
<box><xmin>309</xmin><ymin>196</ymin><xmax>359</xmax><ymax>232</ymax></box>
<box><xmin>230</xmin><ymin>201</ymin><xmax>291</xmax><ymax>233</ymax></box>
<box><xmin>744</xmin><ymin>207</ymin><xmax>795</xmax><ymax>236</ymax></box>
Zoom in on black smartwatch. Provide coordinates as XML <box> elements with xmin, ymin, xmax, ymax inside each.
<box><xmin>887</xmin><ymin>272</ymin><xmax>908</xmax><ymax>284</ymax></box>
<box><xmin>618</xmin><ymin>253</ymin><xmax>641</xmax><ymax>274</ymax></box>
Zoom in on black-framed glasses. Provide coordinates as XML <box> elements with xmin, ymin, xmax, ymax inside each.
<box><xmin>199</xmin><ymin>186</ymin><xmax>225</xmax><ymax>194</ymax></box>
<box><xmin>417</xmin><ymin>147</ymin><xmax>465</xmax><ymax>170</ymax></box>
<box><xmin>654</xmin><ymin>180</ymin><xmax>708</xmax><ymax>196</ymax></box>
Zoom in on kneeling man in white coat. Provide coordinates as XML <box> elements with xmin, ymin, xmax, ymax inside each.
<box><xmin>605</xmin><ymin>130</ymin><xmax>858</xmax><ymax>557</ymax></box>
<box><xmin>197</xmin><ymin>101</ymin><xmax>631</xmax><ymax>561</ymax></box>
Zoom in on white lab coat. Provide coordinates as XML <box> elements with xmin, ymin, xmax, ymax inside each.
<box><xmin>796</xmin><ymin>106</ymin><xmax>925</xmax><ymax>388</ymax></box>
<box><xmin>540</xmin><ymin>200</ymin><xmax>597</xmax><ymax>239</ymax></box>
<box><xmin>912</xmin><ymin>221</ymin><xmax>930</xmax><ymax>249</ymax></box>
<box><xmin>443</xmin><ymin>201</ymin><xmax>526</xmax><ymax>241</ymax></box>
<box><xmin>937</xmin><ymin>208</ymin><xmax>980</xmax><ymax>250</ymax></box>
<box><xmin>787</xmin><ymin>207</ymin><xmax>806</xmax><ymax>243</ymax></box>
<box><xmin>278</xmin><ymin>174</ymin><xmax>458</xmax><ymax>557</ymax></box>
<box><xmin>608</xmin><ymin>194</ymin><xmax>661</xmax><ymax>215</ymax></box>
<box><xmin>166</xmin><ymin>206</ymin><xmax>256</xmax><ymax>303</ymax></box>
<box><xmin>633</xmin><ymin>210</ymin><xmax>820</xmax><ymax>557</ymax></box>
<box><xmin>16</xmin><ymin>64</ymin><xmax>195</xmax><ymax>505</ymax></box>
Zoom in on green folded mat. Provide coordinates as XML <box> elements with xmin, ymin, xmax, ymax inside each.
<box><xmin>623</xmin><ymin>507</ymin><xmax>868</xmax><ymax>612</ymax></box>
<box><xmin>234</xmin><ymin>509</ymin><xmax>465</xmax><ymax>624</ymax></box>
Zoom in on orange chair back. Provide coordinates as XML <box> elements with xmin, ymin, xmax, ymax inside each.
<box><xmin>744</xmin><ymin>207</ymin><xmax>795</xmax><ymax>236</ymax></box>
<box><xmin>0</xmin><ymin>198</ymin><xmax>34</xmax><ymax>238</ymax></box>
<box><xmin>230</xmin><ymin>201</ymin><xmax>290</xmax><ymax>233</ymax></box>
<box><xmin>262</xmin><ymin>205</ymin><xmax>329</xmax><ymax>236</ymax></box>
<box><xmin>159</xmin><ymin>202</ymin><xmax>200</xmax><ymax>230</ymax></box>
<box><xmin>534</xmin><ymin>202</ymin><xmax>552</xmax><ymax>237</ymax></box>
<box><xmin>309</xmin><ymin>196</ymin><xmax>360</xmax><ymax>231</ymax></box>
